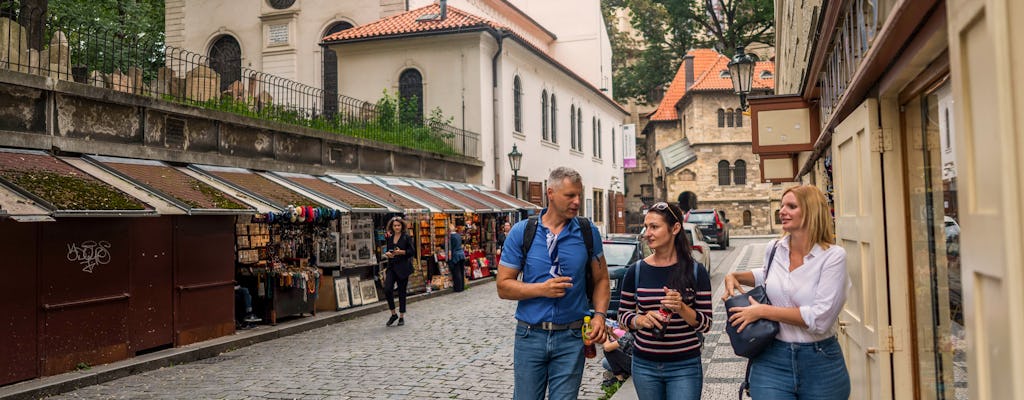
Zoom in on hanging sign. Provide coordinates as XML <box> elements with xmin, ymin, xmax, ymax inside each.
<box><xmin>622</xmin><ymin>124</ymin><xmax>637</xmax><ymax>168</ymax></box>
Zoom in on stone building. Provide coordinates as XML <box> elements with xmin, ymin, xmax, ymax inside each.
<box><xmin>637</xmin><ymin>48</ymin><xmax>778</xmax><ymax>235</ymax></box>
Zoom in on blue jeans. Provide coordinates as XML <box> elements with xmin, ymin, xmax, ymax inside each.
<box><xmin>631</xmin><ymin>355</ymin><xmax>702</xmax><ymax>400</ymax></box>
<box><xmin>749</xmin><ymin>337</ymin><xmax>850</xmax><ymax>400</ymax></box>
<box><xmin>513</xmin><ymin>324</ymin><xmax>585</xmax><ymax>400</ymax></box>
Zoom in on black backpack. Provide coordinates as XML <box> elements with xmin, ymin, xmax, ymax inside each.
<box><xmin>520</xmin><ymin>216</ymin><xmax>596</xmax><ymax>301</ymax></box>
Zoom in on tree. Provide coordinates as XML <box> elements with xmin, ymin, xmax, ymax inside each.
<box><xmin>602</xmin><ymin>0</ymin><xmax>774</xmax><ymax>104</ymax></box>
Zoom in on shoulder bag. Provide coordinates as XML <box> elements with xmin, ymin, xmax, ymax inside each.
<box><xmin>724</xmin><ymin>242</ymin><xmax>779</xmax><ymax>398</ymax></box>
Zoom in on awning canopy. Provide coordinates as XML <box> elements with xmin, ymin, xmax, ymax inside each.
<box><xmin>0</xmin><ymin>182</ymin><xmax>54</xmax><ymax>222</ymax></box>
<box><xmin>189</xmin><ymin>165</ymin><xmax>345</xmax><ymax>211</ymax></box>
<box><xmin>471</xmin><ymin>185</ymin><xmax>542</xmax><ymax>211</ymax></box>
<box><xmin>0</xmin><ymin>149</ymin><xmax>156</xmax><ymax>217</ymax></box>
<box><xmin>658</xmin><ymin>138</ymin><xmax>698</xmax><ymax>173</ymax></box>
<box><xmin>374</xmin><ymin>177</ymin><xmax>468</xmax><ymax>213</ymax></box>
<box><xmin>328</xmin><ymin>174</ymin><xmax>432</xmax><ymax>214</ymax></box>
<box><xmin>83</xmin><ymin>155</ymin><xmax>257</xmax><ymax>215</ymax></box>
<box><xmin>269</xmin><ymin>172</ymin><xmax>399</xmax><ymax>214</ymax></box>
<box><xmin>440</xmin><ymin>181</ymin><xmax>516</xmax><ymax>212</ymax></box>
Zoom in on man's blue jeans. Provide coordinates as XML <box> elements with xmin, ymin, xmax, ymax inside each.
<box><xmin>748</xmin><ymin>336</ymin><xmax>850</xmax><ymax>399</ymax></box>
<box><xmin>513</xmin><ymin>324</ymin><xmax>585</xmax><ymax>400</ymax></box>
<box><xmin>631</xmin><ymin>355</ymin><xmax>702</xmax><ymax>400</ymax></box>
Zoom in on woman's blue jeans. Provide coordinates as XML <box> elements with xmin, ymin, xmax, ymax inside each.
<box><xmin>749</xmin><ymin>336</ymin><xmax>850</xmax><ymax>400</ymax></box>
<box><xmin>631</xmin><ymin>355</ymin><xmax>703</xmax><ymax>400</ymax></box>
<box><xmin>513</xmin><ymin>324</ymin><xmax>585</xmax><ymax>400</ymax></box>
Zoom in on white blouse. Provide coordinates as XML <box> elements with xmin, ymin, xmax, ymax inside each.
<box><xmin>749</xmin><ymin>237</ymin><xmax>849</xmax><ymax>343</ymax></box>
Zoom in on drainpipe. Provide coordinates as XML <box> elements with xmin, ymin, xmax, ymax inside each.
<box><xmin>488</xmin><ymin>28</ymin><xmax>506</xmax><ymax>189</ymax></box>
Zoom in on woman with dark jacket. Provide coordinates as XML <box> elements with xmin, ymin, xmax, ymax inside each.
<box><xmin>383</xmin><ymin>217</ymin><xmax>415</xmax><ymax>326</ymax></box>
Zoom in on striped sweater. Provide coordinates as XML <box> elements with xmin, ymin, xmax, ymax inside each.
<box><xmin>617</xmin><ymin>260</ymin><xmax>713</xmax><ymax>362</ymax></box>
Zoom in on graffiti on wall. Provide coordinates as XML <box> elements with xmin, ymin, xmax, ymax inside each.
<box><xmin>67</xmin><ymin>241</ymin><xmax>112</xmax><ymax>273</ymax></box>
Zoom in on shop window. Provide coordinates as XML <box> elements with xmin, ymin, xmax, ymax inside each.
<box><xmin>513</xmin><ymin>75</ymin><xmax>523</xmax><ymax>133</ymax></box>
<box><xmin>398</xmin><ymin>68</ymin><xmax>423</xmax><ymax>124</ymax></box>
<box><xmin>717</xmin><ymin>108</ymin><xmax>725</xmax><ymax>127</ymax></box>
<box><xmin>718</xmin><ymin>160</ymin><xmax>730</xmax><ymax>186</ymax></box>
<box><xmin>541</xmin><ymin>90</ymin><xmax>549</xmax><ymax>140</ymax></box>
<box><xmin>742</xmin><ymin>210</ymin><xmax>752</xmax><ymax>226</ymax></box>
<box><xmin>734</xmin><ymin>160</ymin><xmax>747</xmax><ymax>185</ymax></box>
<box><xmin>209</xmin><ymin>35</ymin><xmax>241</xmax><ymax>92</ymax></box>
<box><xmin>550</xmin><ymin>94</ymin><xmax>558</xmax><ymax>143</ymax></box>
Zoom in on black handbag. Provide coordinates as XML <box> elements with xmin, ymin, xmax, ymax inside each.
<box><xmin>724</xmin><ymin>243</ymin><xmax>779</xmax><ymax>399</ymax></box>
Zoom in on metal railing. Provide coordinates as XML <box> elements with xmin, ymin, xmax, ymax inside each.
<box><xmin>0</xmin><ymin>5</ymin><xmax>479</xmax><ymax>159</ymax></box>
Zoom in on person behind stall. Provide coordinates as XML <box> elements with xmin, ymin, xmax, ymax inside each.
<box><xmin>234</xmin><ymin>284</ymin><xmax>261</xmax><ymax>329</ymax></box>
<box><xmin>446</xmin><ymin>223</ymin><xmax>467</xmax><ymax>292</ymax></box>
<box><xmin>383</xmin><ymin>216</ymin><xmax>415</xmax><ymax>326</ymax></box>
<box><xmin>601</xmin><ymin>326</ymin><xmax>635</xmax><ymax>388</ymax></box>
<box><xmin>496</xmin><ymin>221</ymin><xmax>511</xmax><ymax>267</ymax></box>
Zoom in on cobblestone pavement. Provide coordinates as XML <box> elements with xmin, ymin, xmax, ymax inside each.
<box><xmin>47</xmin><ymin>282</ymin><xmax>609</xmax><ymax>400</ymax></box>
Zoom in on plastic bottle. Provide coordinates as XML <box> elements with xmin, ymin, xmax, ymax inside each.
<box><xmin>582</xmin><ymin>316</ymin><xmax>596</xmax><ymax>358</ymax></box>
<box><xmin>650</xmin><ymin>308</ymin><xmax>672</xmax><ymax>339</ymax></box>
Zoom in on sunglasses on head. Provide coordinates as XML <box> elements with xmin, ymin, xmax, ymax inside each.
<box><xmin>651</xmin><ymin>202</ymin><xmax>681</xmax><ymax>222</ymax></box>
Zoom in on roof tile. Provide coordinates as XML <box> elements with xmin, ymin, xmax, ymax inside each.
<box><xmin>650</xmin><ymin>49</ymin><xmax>773</xmax><ymax>121</ymax></box>
<box><xmin>323</xmin><ymin>3</ymin><xmax>501</xmax><ymax>42</ymax></box>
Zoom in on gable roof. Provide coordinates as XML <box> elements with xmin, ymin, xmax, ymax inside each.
<box><xmin>649</xmin><ymin>49</ymin><xmax>774</xmax><ymax>121</ymax></box>
<box><xmin>649</xmin><ymin>49</ymin><xmax>722</xmax><ymax>121</ymax></box>
<box><xmin>322</xmin><ymin>3</ymin><xmax>626</xmax><ymax>115</ymax></box>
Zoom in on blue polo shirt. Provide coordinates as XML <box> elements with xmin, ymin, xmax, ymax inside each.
<box><xmin>499</xmin><ymin>209</ymin><xmax>604</xmax><ymax>325</ymax></box>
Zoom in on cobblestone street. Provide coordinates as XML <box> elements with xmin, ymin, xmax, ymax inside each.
<box><xmin>47</xmin><ymin>282</ymin><xmax>608</xmax><ymax>400</ymax></box>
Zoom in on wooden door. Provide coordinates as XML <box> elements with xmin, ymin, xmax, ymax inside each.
<box><xmin>614</xmin><ymin>192</ymin><xmax>626</xmax><ymax>233</ymax></box>
<box><xmin>946</xmin><ymin>0</ymin><xmax>1024</xmax><ymax>397</ymax></box>
<box><xmin>831</xmin><ymin>98</ymin><xmax>892</xmax><ymax>399</ymax></box>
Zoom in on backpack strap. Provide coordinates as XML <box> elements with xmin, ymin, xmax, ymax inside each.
<box><xmin>519</xmin><ymin>216</ymin><xmax>539</xmax><ymax>270</ymax></box>
<box><xmin>576</xmin><ymin>217</ymin><xmax>595</xmax><ymax>301</ymax></box>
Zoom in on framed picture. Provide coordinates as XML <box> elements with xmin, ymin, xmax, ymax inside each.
<box><xmin>348</xmin><ymin>276</ymin><xmax>363</xmax><ymax>306</ymax></box>
<box><xmin>359</xmin><ymin>278</ymin><xmax>379</xmax><ymax>304</ymax></box>
<box><xmin>317</xmin><ymin>232</ymin><xmax>340</xmax><ymax>267</ymax></box>
<box><xmin>333</xmin><ymin>276</ymin><xmax>350</xmax><ymax>309</ymax></box>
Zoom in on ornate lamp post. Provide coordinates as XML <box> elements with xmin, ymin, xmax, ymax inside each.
<box><xmin>727</xmin><ymin>46</ymin><xmax>758</xmax><ymax>111</ymax></box>
<box><xmin>507</xmin><ymin>144</ymin><xmax>523</xmax><ymax>198</ymax></box>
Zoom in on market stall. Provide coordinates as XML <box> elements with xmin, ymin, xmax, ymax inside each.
<box><xmin>440</xmin><ymin>181</ymin><xmax>522</xmax><ymax>276</ymax></box>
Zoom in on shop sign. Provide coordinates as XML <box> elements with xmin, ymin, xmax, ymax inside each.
<box><xmin>820</xmin><ymin>0</ymin><xmax>887</xmax><ymax>122</ymax></box>
<box><xmin>66</xmin><ymin>240</ymin><xmax>112</xmax><ymax>273</ymax></box>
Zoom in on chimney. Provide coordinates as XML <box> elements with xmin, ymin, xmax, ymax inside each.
<box><xmin>440</xmin><ymin>0</ymin><xmax>447</xmax><ymax>20</ymax></box>
<box><xmin>683</xmin><ymin>54</ymin><xmax>695</xmax><ymax>89</ymax></box>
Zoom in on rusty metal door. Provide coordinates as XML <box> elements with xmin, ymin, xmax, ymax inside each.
<box><xmin>129</xmin><ymin>217</ymin><xmax>173</xmax><ymax>354</ymax></box>
<box><xmin>39</xmin><ymin>219</ymin><xmax>131</xmax><ymax>376</ymax></box>
<box><xmin>173</xmin><ymin>216</ymin><xmax>236</xmax><ymax>346</ymax></box>
<box><xmin>0</xmin><ymin>221</ymin><xmax>38</xmax><ymax>385</ymax></box>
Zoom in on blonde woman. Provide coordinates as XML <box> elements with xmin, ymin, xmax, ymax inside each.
<box><xmin>723</xmin><ymin>185</ymin><xmax>850</xmax><ymax>399</ymax></box>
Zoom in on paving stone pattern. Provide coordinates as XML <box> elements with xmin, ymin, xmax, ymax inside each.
<box><xmin>47</xmin><ymin>283</ymin><xmax>609</xmax><ymax>400</ymax></box>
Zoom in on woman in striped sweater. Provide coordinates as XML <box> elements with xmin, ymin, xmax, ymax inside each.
<box><xmin>618</xmin><ymin>202</ymin><xmax>713</xmax><ymax>400</ymax></box>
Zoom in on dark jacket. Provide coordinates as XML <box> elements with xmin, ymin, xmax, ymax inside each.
<box><xmin>447</xmin><ymin>232</ymin><xmax>466</xmax><ymax>263</ymax></box>
<box><xmin>386</xmin><ymin>234</ymin><xmax>415</xmax><ymax>279</ymax></box>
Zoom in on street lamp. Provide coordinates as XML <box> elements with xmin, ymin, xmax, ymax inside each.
<box><xmin>507</xmin><ymin>144</ymin><xmax>523</xmax><ymax>198</ymax></box>
<box><xmin>727</xmin><ymin>46</ymin><xmax>758</xmax><ymax>111</ymax></box>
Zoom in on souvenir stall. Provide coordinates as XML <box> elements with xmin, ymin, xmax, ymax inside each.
<box><xmin>370</xmin><ymin>176</ymin><xmax>473</xmax><ymax>291</ymax></box>
<box><xmin>268</xmin><ymin>172</ymin><xmax>400</xmax><ymax>312</ymax></box>
<box><xmin>190</xmin><ymin>165</ymin><xmax>350</xmax><ymax>325</ymax></box>
<box><xmin>330</xmin><ymin>174</ymin><xmax>438</xmax><ymax>293</ymax></box>
<box><xmin>440</xmin><ymin>181</ymin><xmax>521</xmax><ymax>277</ymax></box>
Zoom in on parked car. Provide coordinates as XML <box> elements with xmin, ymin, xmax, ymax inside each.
<box><xmin>682</xmin><ymin>222</ymin><xmax>712</xmax><ymax>268</ymax></box>
<box><xmin>684</xmin><ymin>209</ymin><xmax>730</xmax><ymax>249</ymax></box>
<box><xmin>602</xmin><ymin>233</ymin><xmax>652</xmax><ymax>318</ymax></box>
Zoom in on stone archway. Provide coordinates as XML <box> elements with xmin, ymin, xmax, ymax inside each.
<box><xmin>677</xmin><ymin>191</ymin><xmax>697</xmax><ymax>213</ymax></box>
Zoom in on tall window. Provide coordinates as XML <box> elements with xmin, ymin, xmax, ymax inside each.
<box><xmin>209</xmin><ymin>35</ymin><xmax>241</xmax><ymax>92</ymax></box>
<box><xmin>322</xmin><ymin>21</ymin><xmax>353</xmax><ymax>116</ymax></box>
<box><xmin>734</xmin><ymin>160</ymin><xmax>747</xmax><ymax>185</ymax></box>
<box><xmin>570</xmin><ymin>105</ymin><xmax>577</xmax><ymax>150</ymax></box>
<box><xmin>593</xmin><ymin>189</ymin><xmax>604</xmax><ymax>223</ymax></box>
<box><xmin>726</xmin><ymin>108</ymin><xmax>735</xmax><ymax>127</ymax></box>
<box><xmin>742</xmin><ymin>210</ymin><xmax>752</xmax><ymax>226</ymax></box>
<box><xmin>735</xmin><ymin>109</ymin><xmax>743</xmax><ymax>127</ymax></box>
<box><xmin>398</xmin><ymin>69</ymin><xmax>424</xmax><ymax>124</ymax></box>
<box><xmin>611</xmin><ymin>128</ymin><xmax>616</xmax><ymax>165</ymax></box>
<box><xmin>717</xmin><ymin>108</ymin><xmax>726</xmax><ymax>127</ymax></box>
<box><xmin>592</xmin><ymin>116</ymin><xmax>598</xmax><ymax>155</ymax></box>
<box><xmin>597</xmin><ymin>119</ymin><xmax>603</xmax><ymax>158</ymax></box>
<box><xmin>577</xmin><ymin>108</ymin><xmax>584</xmax><ymax>151</ymax></box>
<box><xmin>550</xmin><ymin>94</ymin><xmax>558</xmax><ymax>143</ymax></box>
<box><xmin>541</xmin><ymin>90</ymin><xmax>549</xmax><ymax>140</ymax></box>
<box><xmin>718</xmin><ymin>160</ymin><xmax>731</xmax><ymax>186</ymax></box>
<box><xmin>513</xmin><ymin>75</ymin><xmax>523</xmax><ymax>132</ymax></box>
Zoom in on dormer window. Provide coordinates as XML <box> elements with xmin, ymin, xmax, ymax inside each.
<box><xmin>719</xmin><ymin>70</ymin><xmax>731</xmax><ymax>78</ymax></box>
<box><xmin>760</xmin><ymin>70</ymin><xmax>773</xmax><ymax>79</ymax></box>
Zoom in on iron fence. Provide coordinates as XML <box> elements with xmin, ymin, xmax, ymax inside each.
<box><xmin>0</xmin><ymin>5</ymin><xmax>479</xmax><ymax>159</ymax></box>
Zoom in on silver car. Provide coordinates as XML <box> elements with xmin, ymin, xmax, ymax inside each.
<box><xmin>682</xmin><ymin>222</ymin><xmax>712</xmax><ymax>268</ymax></box>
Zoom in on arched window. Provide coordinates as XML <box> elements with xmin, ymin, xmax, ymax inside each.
<box><xmin>550</xmin><ymin>94</ymin><xmax>557</xmax><ymax>143</ymax></box>
<box><xmin>570</xmin><ymin>104</ymin><xmax>576</xmax><ymax>150</ymax></box>
<box><xmin>513</xmin><ymin>75</ymin><xmax>522</xmax><ymax>132</ymax></box>
<box><xmin>681</xmin><ymin>169</ymin><xmax>696</xmax><ymax>181</ymax></box>
<box><xmin>541</xmin><ymin>90</ymin><xmax>549</xmax><ymax>140</ymax></box>
<box><xmin>735</xmin><ymin>109</ymin><xmax>743</xmax><ymax>127</ymax></box>
<box><xmin>209</xmin><ymin>35</ymin><xmax>241</xmax><ymax>92</ymax></box>
<box><xmin>718</xmin><ymin>160</ymin><xmax>731</xmax><ymax>186</ymax></box>
<box><xmin>322</xmin><ymin>21</ymin><xmax>353</xmax><ymax>116</ymax></box>
<box><xmin>734</xmin><ymin>160</ymin><xmax>747</xmax><ymax>185</ymax></box>
<box><xmin>717</xmin><ymin>108</ymin><xmax>725</xmax><ymax>127</ymax></box>
<box><xmin>398</xmin><ymin>68</ymin><xmax>423</xmax><ymax>124</ymax></box>
<box><xmin>743</xmin><ymin>210</ymin><xmax>752</xmax><ymax>226</ymax></box>
<box><xmin>726</xmin><ymin>108</ymin><xmax>735</xmax><ymax>127</ymax></box>
<box><xmin>775</xmin><ymin>209</ymin><xmax>782</xmax><ymax>224</ymax></box>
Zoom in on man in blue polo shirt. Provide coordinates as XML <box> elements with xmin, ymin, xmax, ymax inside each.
<box><xmin>497</xmin><ymin>167</ymin><xmax>610</xmax><ymax>400</ymax></box>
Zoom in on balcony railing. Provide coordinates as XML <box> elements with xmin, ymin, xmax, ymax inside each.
<box><xmin>0</xmin><ymin>7</ymin><xmax>479</xmax><ymax>159</ymax></box>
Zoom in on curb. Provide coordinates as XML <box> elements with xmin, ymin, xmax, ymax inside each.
<box><xmin>0</xmin><ymin>277</ymin><xmax>496</xmax><ymax>400</ymax></box>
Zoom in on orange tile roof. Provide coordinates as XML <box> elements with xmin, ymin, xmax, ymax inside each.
<box><xmin>689</xmin><ymin>57</ymin><xmax>774</xmax><ymax>92</ymax></box>
<box><xmin>323</xmin><ymin>3</ymin><xmax>502</xmax><ymax>42</ymax></box>
<box><xmin>649</xmin><ymin>49</ymin><xmax>723</xmax><ymax>121</ymax></box>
